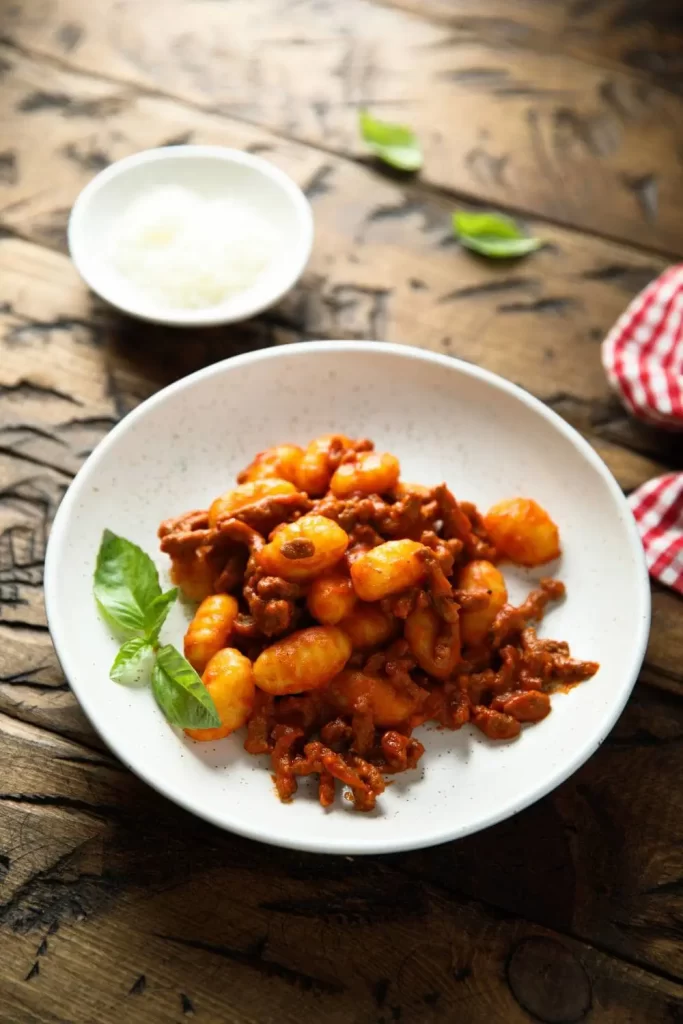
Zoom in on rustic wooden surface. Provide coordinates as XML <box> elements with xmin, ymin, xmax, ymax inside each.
<box><xmin>1</xmin><ymin>0</ymin><xmax>683</xmax><ymax>1021</ymax></box>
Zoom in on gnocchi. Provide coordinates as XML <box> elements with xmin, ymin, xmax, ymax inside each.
<box><xmin>330</xmin><ymin>452</ymin><xmax>400</xmax><ymax>498</ymax></box>
<box><xmin>253</xmin><ymin>626</ymin><xmax>352</xmax><ymax>695</ymax></box>
<box><xmin>307</xmin><ymin>570</ymin><xmax>357</xmax><ymax>624</ymax></box>
<box><xmin>184</xmin><ymin>593</ymin><xmax>239</xmax><ymax>674</ymax></box>
<box><xmin>296</xmin><ymin>434</ymin><xmax>352</xmax><ymax>496</ymax></box>
<box><xmin>170</xmin><ymin>548</ymin><xmax>219</xmax><ymax>602</ymax></box>
<box><xmin>185</xmin><ymin>648</ymin><xmax>255</xmax><ymax>742</ymax></box>
<box><xmin>209</xmin><ymin>478</ymin><xmax>298</xmax><ymax>528</ymax></box>
<box><xmin>350</xmin><ymin>539</ymin><xmax>427</xmax><ymax>602</ymax></box>
<box><xmin>258</xmin><ymin>514</ymin><xmax>348</xmax><ymax>582</ymax></box>
<box><xmin>154</xmin><ymin>431</ymin><xmax>597</xmax><ymax>812</ymax></box>
<box><xmin>405</xmin><ymin>604</ymin><xmax>460</xmax><ymax>679</ymax></box>
<box><xmin>339</xmin><ymin>604</ymin><xmax>395</xmax><ymax>650</ymax></box>
<box><xmin>326</xmin><ymin>670</ymin><xmax>423</xmax><ymax>727</ymax></box>
<box><xmin>484</xmin><ymin>498</ymin><xmax>560</xmax><ymax>567</ymax></box>
<box><xmin>237</xmin><ymin>444</ymin><xmax>304</xmax><ymax>484</ymax></box>
<box><xmin>457</xmin><ymin>560</ymin><xmax>508</xmax><ymax>647</ymax></box>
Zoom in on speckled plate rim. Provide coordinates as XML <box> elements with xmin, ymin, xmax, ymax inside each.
<box><xmin>44</xmin><ymin>341</ymin><xmax>651</xmax><ymax>854</ymax></box>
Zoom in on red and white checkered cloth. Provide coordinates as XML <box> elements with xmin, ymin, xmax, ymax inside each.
<box><xmin>628</xmin><ymin>474</ymin><xmax>683</xmax><ymax>594</ymax></box>
<box><xmin>601</xmin><ymin>263</ymin><xmax>683</xmax><ymax>594</ymax></box>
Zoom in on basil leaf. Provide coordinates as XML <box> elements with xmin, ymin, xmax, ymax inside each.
<box><xmin>146</xmin><ymin>588</ymin><xmax>178</xmax><ymax>643</ymax></box>
<box><xmin>110</xmin><ymin>638</ymin><xmax>156</xmax><ymax>687</ymax></box>
<box><xmin>94</xmin><ymin>529</ymin><xmax>162</xmax><ymax>638</ymax></box>
<box><xmin>453</xmin><ymin>210</ymin><xmax>541</xmax><ymax>259</ymax></box>
<box><xmin>151</xmin><ymin>645</ymin><xmax>221</xmax><ymax>730</ymax></box>
<box><xmin>359</xmin><ymin>110</ymin><xmax>423</xmax><ymax>171</ymax></box>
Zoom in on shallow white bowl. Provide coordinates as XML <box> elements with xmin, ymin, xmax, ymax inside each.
<box><xmin>68</xmin><ymin>146</ymin><xmax>313</xmax><ymax>326</ymax></box>
<box><xmin>45</xmin><ymin>342</ymin><xmax>650</xmax><ymax>854</ymax></box>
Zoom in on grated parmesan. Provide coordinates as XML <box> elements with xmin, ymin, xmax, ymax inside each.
<box><xmin>110</xmin><ymin>185</ymin><xmax>276</xmax><ymax>310</ymax></box>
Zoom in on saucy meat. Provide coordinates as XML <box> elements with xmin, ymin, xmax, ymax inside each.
<box><xmin>160</xmin><ymin>434</ymin><xmax>599</xmax><ymax>811</ymax></box>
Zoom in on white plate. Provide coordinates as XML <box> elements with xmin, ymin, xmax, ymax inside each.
<box><xmin>45</xmin><ymin>342</ymin><xmax>650</xmax><ymax>854</ymax></box>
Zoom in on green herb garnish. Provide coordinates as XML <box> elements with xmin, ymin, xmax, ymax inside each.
<box><xmin>93</xmin><ymin>530</ymin><xmax>220</xmax><ymax>729</ymax></box>
<box><xmin>109</xmin><ymin>638</ymin><xmax>156</xmax><ymax>687</ymax></box>
<box><xmin>152</xmin><ymin>645</ymin><xmax>222</xmax><ymax>730</ymax></box>
<box><xmin>359</xmin><ymin>110</ymin><xmax>423</xmax><ymax>172</ymax></box>
<box><xmin>453</xmin><ymin>210</ymin><xmax>541</xmax><ymax>259</ymax></box>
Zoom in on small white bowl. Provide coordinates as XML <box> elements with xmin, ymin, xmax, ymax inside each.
<box><xmin>44</xmin><ymin>342</ymin><xmax>650</xmax><ymax>855</ymax></box>
<box><xmin>68</xmin><ymin>146</ymin><xmax>314</xmax><ymax>327</ymax></box>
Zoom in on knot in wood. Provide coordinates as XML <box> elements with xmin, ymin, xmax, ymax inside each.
<box><xmin>507</xmin><ymin>936</ymin><xmax>591</xmax><ymax>1023</ymax></box>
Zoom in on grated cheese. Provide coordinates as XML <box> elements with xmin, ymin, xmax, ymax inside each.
<box><xmin>110</xmin><ymin>185</ymin><xmax>276</xmax><ymax>310</ymax></box>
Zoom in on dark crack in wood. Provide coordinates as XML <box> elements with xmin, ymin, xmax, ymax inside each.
<box><xmin>0</xmin><ymin>792</ymin><xmax>118</xmax><ymax>817</ymax></box>
<box><xmin>622</xmin><ymin>173</ymin><xmax>659</xmax><ymax>222</ymax></box>
<box><xmin>465</xmin><ymin>145</ymin><xmax>508</xmax><ymax>186</ymax></box>
<box><xmin>56</xmin><ymin>23</ymin><xmax>83</xmax><ymax>53</ymax></box>
<box><xmin>0</xmin><ymin>445</ymin><xmax>75</xmax><ymax>479</ymax></box>
<box><xmin>439</xmin><ymin>277</ymin><xmax>537</xmax><ymax>303</ymax></box>
<box><xmin>5</xmin><ymin>318</ymin><xmax>101</xmax><ymax>347</ymax></box>
<box><xmin>497</xmin><ymin>297</ymin><xmax>579</xmax><ymax>314</ymax></box>
<box><xmin>61</xmin><ymin>142</ymin><xmax>111</xmax><ymax>172</ymax></box>
<box><xmin>17</xmin><ymin>91</ymin><xmax>128</xmax><ymax>117</ymax></box>
<box><xmin>163</xmin><ymin>131</ymin><xmax>194</xmax><ymax>147</ymax></box>
<box><xmin>303</xmin><ymin>163</ymin><xmax>334</xmax><ymax>200</ymax></box>
<box><xmin>581</xmin><ymin>263</ymin><xmax>661</xmax><ymax>293</ymax></box>
<box><xmin>128</xmin><ymin>974</ymin><xmax>146</xmax><ymax>996</ymax></box>
<box><xmin>0</xmin><ymin>380</ymin><xmax>83</xmax><ymax>406</ymax></box>
<box><xmin>260</xmin><ymin>881</ymin><xmax>428</xmax><ymax>925</ymax></box>
<box><xmin>0</xmin><ymin>849</ymin><xmax>122</xmax><ymax>934</ymax></box>
<box><xmin>180</xmin><ymin>993</ymin><xmax>195</xmax><ymax>1015</ymax></box>
<box><xmin>0</xmin><ymin>150</ymin><xmax>18</xmax><ymax>184</ymax></box>
<box><xmin>154</xmin><ymin>933</ymin><xmax>345</xmax><ymax>995</ymax></box>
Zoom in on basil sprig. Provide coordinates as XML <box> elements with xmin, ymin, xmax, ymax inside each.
<box><xmin>152</xmin><ymin>645</ymin><xmax>222</xmax><ymax>730</ymax></box>
<box><xmin>359</xmin><ymin>110</ymin><xmax>423</xmax><ymax>172</ymax></box>
<box><xmin>453</xmin><ymin>210</ymin><xmax>541</xmax><ymax>259</ymax></box>
<box><xmin>93</xmin><ymin>530</ymin><xmax>220</xmax><ymax>730</ymax></box>
<box><xmin>356</xmin><ymin>114</ymin><xmax>543</xmax><ymax>261</ymax></box>
<box><xmin>109</xmin><ymin>637</ymin><xmax>156</xmax><ymax>686</ymax></box>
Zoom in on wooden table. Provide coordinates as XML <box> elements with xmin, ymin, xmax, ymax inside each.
<box><xmin>1</xmin><ymin>1</ymin><xmax>683</xmax><ymax>1021</ymax></box>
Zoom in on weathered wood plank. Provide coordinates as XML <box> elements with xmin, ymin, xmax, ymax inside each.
<box><xmin>2</xmin><ymin>688</ymin><xmax>683</xmax><ymax>1020</ymax></box>
<box><xmin>373</xmin><ymin>0</ymin><xmax>683</xmax><ymax>96</ymax></box>
<box><xmin>641</xmin><ymin>588</ymin><xmax>683</xmax><ymax>695</ymax></box>
<box><xmin>0</xmin><ymin>216</ymin><xmax>675</xmax><ymax>484</ymax></box>
<box><xmin>0</xmin><ymin>46</ymin><xmax>674</xmax><ymax>416</ymax></box>
<box><xmin>3</xmin><ymin>885</ymin><xmax>683</xmax><ymax>1023</ymax></box>
<box><xmin>3</xmin><ymin>1</ymin><xmax>683</xmax><ymax>253</ymax></box>
<box><xmin>1</xmin><ymin>39</ymin><xmax>679</xmax><ymax>483</ymax></box>
<box><xmin>398</xmin><ymin>684</ymin><xmax>683</xmax><ymax>981</ymax></box>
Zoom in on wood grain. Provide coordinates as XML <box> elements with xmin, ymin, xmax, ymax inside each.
<box><xmin>3</xmin><ymin>0</ymin><xmax>683</xmax><ymax>253</ymax></box>
<box><xmin>2</xmin><ymin>691</ymin><xmax>683</xmax><ymax>1023</ymax></box>
<box><xmin>1</xmin><ymin>44</ymin><xmax>677</xmax><ymax>463</ymax></box>
<box><xmin>2</xmin><ymin>1</ymin><xmax>683</xmax><ymax>1021</ymax></box>
<box><xmin>374</xmin><ymin>0</ymin><xmax>683</xmax><ymax>95</ymax></box>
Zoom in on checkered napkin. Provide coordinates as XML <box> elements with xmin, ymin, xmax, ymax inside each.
<box><xmin>601</xmin><ymin>264</ymin><xmax>683</xmax><ymax>594</ymax></box>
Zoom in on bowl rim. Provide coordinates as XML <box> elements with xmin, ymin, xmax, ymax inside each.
<box><xmin>67</xmin><ymin>144</ymin><xmax>314</xmax><ymax>327</ymax></box>
<box><xmin>44</xmin><ymin>341</ymin><xmax>651</xmax><ymax>854</ymax></box>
